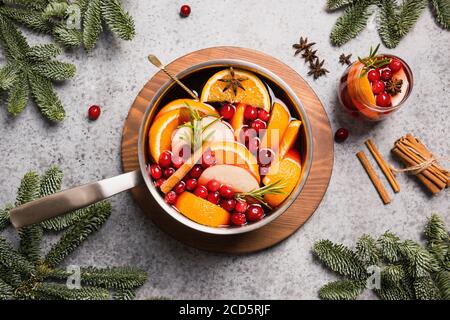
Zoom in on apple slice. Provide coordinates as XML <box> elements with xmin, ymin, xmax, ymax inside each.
<box><xmin>390</xmin><ymin>67</ymin><xmax>409</xmax><ymax>106</ymax></box>
<box><xmin>201</xmin><ymin>116</ymin><xmax>235</xmax><ymax>144</ymax></box>
<box><xmin>199</xmin><ymin>164</ymin><xmax>260</xmax><ymax>193</ymax></box>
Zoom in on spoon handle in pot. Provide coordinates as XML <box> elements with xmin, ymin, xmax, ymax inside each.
<box><xmin>9</xmin><ymin>170</ymin><xmax>143</xmax><ymax>229</ymax></box>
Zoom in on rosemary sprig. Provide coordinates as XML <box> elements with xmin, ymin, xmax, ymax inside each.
<box><xmin>358</xmin><ymin>44</ymin><xmax>392</xmax><ymax>77</ymax></box>
<box><xmin>235</xmin><ymin>180</ymin><xmax>287</xmax><ymax>209</ymax></box>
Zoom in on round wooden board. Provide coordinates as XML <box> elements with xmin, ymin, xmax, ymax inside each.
<box><xmin>121</xmin><ymin>47</ymin><xmax>333</xmax><ymax>254</ymax></box>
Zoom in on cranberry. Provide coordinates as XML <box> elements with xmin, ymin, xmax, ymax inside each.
<box><xmin>88</xmin><ymin>105</ymin><xmax>101</xmax><ymax>121</ymax></box>
<box><xmin>186</xmin><ymin>178</ymin><xmax>198</xmax><ymax>191</ymax></box>
<box><xmin>220</xmin><ymin>103</ymin><xmax>235</xmax><ymax>120</ymax></box>
<box><xmin>149</xmin><ymin>164</ymin><xmax>162</xmax><ymax>180</ymax></box>
<box><xmin>246</xmin><ymin>205</ymin><xmax>264</xmax><ymax>222</ymax></box>
<box><xmin>376</xmin><ymin>92</ymin><xmax>392</xmax><ymax>107</ymax></box>
<box><xmin>258</xmin><ymin>109</ymin><xmax>271</xmax><ymax>122</ymax></box>
<box><xmin>172</xmin><ymin>156</ymin><xmax>184</xmax><ymax>169</ymax></box>
<box><xmin>380</xmin><ymin>69</ymin><xmax>393</xmax><ymax>81</ymax></box>
<box><xmin>231</xmin><ymin>213</ymin><xmax>247</xmax><ymax>226</ymax></box>
<box><xmin>207</xmin><ymin>192</ymin><xmax>220</xmax><ymax>205</ymax></box>
<box><xmin>235</xmin><ymin>200</ymin><xmax>248</xmax><ymax>214</ymax></box>
<box><xmin>260</xmin><ymin>165</ymin><xmax>270</xmax><ymax>176</ymax></box>
<box><xmin>334</xmin><ymin>128</ymin><xmax>349</xmax><ymax>143</ymax></box>
<box><xmin>219</xmin><ymin>184</ymin><xmax>234</xmax><ymax>199</ymax></box>
<box><xmin>163</xmin><ymin>167</ymin><xmax>175</xmax><ymax>178</ymax></box>
<box><xmin>194</xmin><ymin>185</ymin><xmax>208</xmax><ymax>199</ymax></box>
<box><xmin>165</xmin><ymin>191</ymin><xmax>177</xmax><ymax>205</ymax></box>
<box><xmin>179</xmin><ymin>4</ymin><xmax>191</xmax><ymax>17</ymax></box>
<box><xmin>244</xmin><ymin>105</ymin><xmax>258</xmax><ymax>121</ymax></box>
<box><xmin>371</xmin><ymin>80</ymin><xmax>385</xmax><ymax>95</ymax></box>
<box><xmin>201</xmin><ymin>152</ymin><xmax>216</xmax><ymax>169</ymax></box>
<box><xmin>189</xmin><ymin>165</ymin><xmax>203</xmax><ymax>179</ymax></box>
<box><xmin>220</xmin><ymin>199</ymin><xmax>236</xmax><ymax>212</ymax></box>
<box><xmin>159</xmin><ymin>151</ymin><xmax>172</xmax><ymax>168</ymax></box>
<box><xmin>207</xmin><ymin>179</ymin><xmax>221</xmax><ymax>192</ymax></box>
<box><xmin>251</xmin><ymin>119</ymin><xmax>266</xmax><ymax>133</ymax></box>
<box><xmin>389</xmin><ymin>58</ymin><xmax>402</xmax><ymax>73</ymax></box>
<box><xmin>173</xmin><ymin>181</ymin><xmax>186</xmax><ymax>194</ymax></box>
<box><xmin>367</xmin><ymin>69</ymin><xmax>380</xmax><ymax>82</ymax></box>
<box><xmin>248</xmin><ymin>137</ymin><xmax>260</xmax><ymax>154</ymax></box>
<box><xmin>155</xmin><ymin>178</ymin><xmax>166</xmax><ymax>188</ymax></box>
<box><xmin>258</xmin><ymin>148</ymin><xmax>275</xmax><ymax>166</ymax></box>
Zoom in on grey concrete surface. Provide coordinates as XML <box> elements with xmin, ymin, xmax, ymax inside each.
<box><xmin>0</xmin><ymin>1</ymin><xmax>449</xmax><ymax>300</ymax></box>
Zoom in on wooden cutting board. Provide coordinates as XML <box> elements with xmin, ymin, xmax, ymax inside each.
<box><xmin>121</xmin><ymin>47</ymin><xmax>333</xmax><ymax>254</ymax></box>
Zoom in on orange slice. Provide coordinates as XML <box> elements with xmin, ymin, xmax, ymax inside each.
<box><xmin>200</xmin><ymin>68</ymin><xmax>271</xmax><ymax>112</ymax></box>
<box><xmin>263</xmin><ymin>150</ymin><xmax>302</xmax><ymax>208</ymax></box>
<box><xmin>278</xmin><ymin>120</ymin><xmax>302</xmax><ymax>159</ymax></box>
<box><xmin>175</xmin><ymin>192</ymin><xmax>230</xmax><ymax>227</ymax></box>
<box><xmin>230</xmin><ymin>103</ymin><xmax>246</xmax><ymax>140</ymax></box>
<box><xmin>209</xmin><ymin>141</ymin><xmax>260</xmax><ymax>183</ymax></box>
<box><xmin>149</xmin><ymin>110</ymin><xmax>181</xmax><ymax>162</ymax></box>
<box><xmin>154</xmin><ymin>99</ymin><xmax>218</xmax><ymax>120</ymax></box>
<box><xmin>260</xmin><ymin>101</ymin><xmax>291</xmax><ymax>152</ymax></box>
<box><xmin>347</xmin><ymin>63</ymin><xmax>379</xmax><ymax>120</ymax></box>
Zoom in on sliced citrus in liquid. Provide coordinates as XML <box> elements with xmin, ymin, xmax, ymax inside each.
<box><xmin>154</xmin><ymin>99</ymin><xmax>218</xmax><ymax>120</ymax></box>
<box><xmin>278</xmin><ymin>120</ymin><xmax>302</xmax><ymax>160</ymax></box>
<box><xmin>260</xmin><ymin>101</ymin><xmax>290</xmax><ymax>152</ymax></box>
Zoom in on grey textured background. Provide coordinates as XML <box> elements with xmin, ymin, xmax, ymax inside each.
<box><xmin>0</xmin><ymin>1</ymin><xmax>449</xmax><ymax>299</ymax></box>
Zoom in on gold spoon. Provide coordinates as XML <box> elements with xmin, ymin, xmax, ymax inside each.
<box><xmin>148</xmin><ymin>54</ymin><xmax>199</xmax><ymax>101</ymax></box>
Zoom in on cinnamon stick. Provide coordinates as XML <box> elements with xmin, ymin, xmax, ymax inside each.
<box><xmin>357</xmin><ymin>151</ymin><xmax>391</xmax><ymax>205</ymax></box>
<box><xmin>365</xmin><ymin>139</ymin><xmax>400</xmax><ymax>193</ymax></box>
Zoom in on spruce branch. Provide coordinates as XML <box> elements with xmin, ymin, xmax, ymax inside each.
<box><xmin>431</xmin><ymin>0</ymin><xmax>450</xmax><ymax>29</ymax></box>
<box><xmin>356</xmin><ymin>234</ymin><xmax>380</xmax><ymax>266</ymax></box>
<box><xmin>0</xmin><ymin>63</ymin><xmax>19</xmax><ymax>90</ymax></box>
<box><xmin>101</xmin><ymin>0</ymin><xmax>135</xmax><ymax>41</ymax></box>
<box><xmin>52</xmin><ymin>24</ymin><xmax>83</xmax><ymax>48</ymax></box>
<box><xmin>34</xmin><ymin>283</ymin><xmax>110</xmax><ymax>300</ymax></box>
<box><xmin>375</xmin><ymin>283</ymin><xmax>413</xmax><ymax>300</ymax></box>
<box><xmin>425</xmin><ymin>214</ymin><xmax>449</xmax><ymax>243</ymax></box>
<box><xmin>7</xmin><ymin>73</ymin><xmax>29</xmax><ymax>116</ymax></box>
<box><xmin>327</xmin><ymin>0</ymin><xmax>358</xmax><ymax>11</ymax></box>
<box><xmin>0</xmin><ymin>278</ymin><xmax>13</xmax><ymax>300</ymax></box>
<box><xmin>83</xmin><ymin>0</ymin><xmax>103</xmax><ymax>50</ymax></box>
<box><xmin>113</xmin><ymin>288</ymin><xmax>137</xmax><ymax>300</ymax></box>
<box><xmin>319</xmin><ymin>280</ymin><xmax>366</xmax><ymax>300</ymax></box>
<box><xmin>413</xmin><ymin>275</ymin><xmax>441</xmax><ymax>300</ymax></box>
<box><xmin>400</xmin><ymin>240</ymin><xmax>439</xmax><ymax>278</ymax></box>
<box><xmin>0</xmin><ymin>237</ymin><xmax>35</xmax><ymax>276</ymax></box>
<box><xmin>27</xmin><ymin>44</ymin><xmax>62</xmax><ymax>62</ymax></box>
<box><xmin>378</xmin><ymin>231</ymin><xmax>403</xmax><ymax>263</ymax></box>
<box><xmin>0</xmin><ymin>205</ymin><xmax>12</xmax><ymax>231</ymax></box>
<box><xmin>434</xmin><ymin>270</ymin><xmax>450</xmax><ymax>299</ymax></box>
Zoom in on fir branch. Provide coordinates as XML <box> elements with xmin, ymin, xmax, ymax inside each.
<box><xmin>0</xmin><ymin>63</ymin><xmax>19</xmax><ymax>90</ymax></box>
<box><xmin>41</xmin><ymin>206</ymin><xmax>93</xmax><ymax>231</ymax></box>
<box><xmin>378</xmin><ymin>232</ymin><xmax>403</xmax><ymax>263</ymax></box>
<box><xmin>319</xmin><ymin>280</ymin><xmax>366</xmax><ymax>300</ymax></box>
<box><xmin>113</xmin><ymin>288</ymin><xmax>136</xmax><ymax>300</ymax></box>
<box><xmin>356</xmin><ymin>234</ymin><xmax>380</xmax><ymax>266</ymax></box>
<box><xmin>77</xmin><ymin>266</ymin><xmax>148</xmax><ymax>290</ymax></box>
<box><xmin>43</xmin><ymin>1</ymin><xmax>70</xmax><ymax>19</ymax></box>
<box><xmin>32</xmin><ymin>60</ymin><xmax>76</xmax><ymax>81</ymax></box>
<box><xmin>52</xmin><ymin>24</ymin><xmax>83</xmax><ymax>48</ymax></box>
<box><xmin>101</xmin><ymin>0</ymin><xmax>135</xmax><ymax>40</ymax></box>
<box><xmin>1</xmin><ymin>0</ymin><xmax>48</xmax><ymax>10</ymax></box>
<box><xmin>431</xmin><ymin>0</ymin><xmax>450</xmax><ymax>29</ymax></box>
<box><xmin>327</xmin><ymin>0</ymin><xmax>358</xmax><ymax>11</ymax></box>
<box><xmin>34</xmin><ymin>283</ymin><xmax>110</xmax><ymax>300</ymax></box>
<box><xmin>7</xmin><ymin>73</ymin><xmax>29</xmax><ymax>116</ymax></box>
<box><xmin>381</xmin><ymin>264</ymin><xmax>406</xmax><ymax>284</ymax></box>
<box><xmin>375</xmin><ymin>283</ymin><xmax>413</xmax><ymax>300</ymax></box>
<box><xmin>27</xmin><ymin>44</ymin><xmax>62</xmax><ymax>62</ymax></box>
<box><xmin>0</xmin><ymin>264</ymin><xmax>22</xmax><ymax>288</ymax></box>
<box><xmin>400</xmin><ymin>240</ymin><xmax>439</xmax><ymax>278</ymax></box>
<box><xmin>434</xmin><ymin>270</ymin><xmax>450</xmax><ymax>299</ymax></box>
<box><xmin>0</xmin><ymin>237</ymin><xmax>35</xmax><ymax>276</ymax></box>
<box><xmin>39</xmin><ymin>166</ymin><xmax>63</xmax><ymax>197</ymax></box>
<box><xmin>413</xmin><ymin>275</ymin><xmax>441</xmax><ymax>300</ymax></box>
<box><xmin>425</xmin><ymin>214</ymin><xmax>449</xmax><ymax>243</ymax></box>
<box><xmin>0</xmin><ymin>278</ymin><xmax>13</xmax><ymax>300</ymax></box>
<box><xmin>44</xmin><ymin>201</ymin><xmax>111</xmax><ymax>268</ymax></box>
<box><xmin>396</xmin><ymin>0</ymin><xmax>427</xmax><ymax>38</ymax></box>
<box><xmin>0</xmin><ymin>6</ymin><xmax>53</xmax><ymax>34</ymax></box>
<box><xmin>83</xmin><ymin>0</ymin><xmax>103</xmax><ymax>50</ymax></box>
<box><xmin>0</xmin><ymin>205</ymin><xmax>12</xmax><ymax>231</ymax></box>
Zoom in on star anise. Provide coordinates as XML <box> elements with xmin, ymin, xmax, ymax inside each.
<box><xmin>217</xmin><ymin>67</ymin><xmax>248</xmax><ymax>96</ymax></box>
<box><xmin>339</xmin><ymin>53</ymin><xmax>352</xmax><ymax>65</ymax></box>
<box><xmin>302</xmin><ymin>49</ymin><xmax>318</xmax><ymax>64</ymax></box>
<box><xmin>308</xmin><ymin>58</ymin><xmax>329</xmax><ymax>80</ymax></box>
<box><xmin>293</xmin><ymin>37</ymin><xmax>316</xmax><ymax>56</ymax></box>
<box><xmin>385</xmin><ymin>78</ymin><xmax>403</xmax><ymax>96</ymax></box>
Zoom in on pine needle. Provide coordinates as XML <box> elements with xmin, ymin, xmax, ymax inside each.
<box><xmin>101</xmin><ymin>0</ymin><xmax>135</xmax><ymax>40</ymax></box>
<box><xmin>83</xmin><ymin>0</ymin><xmax>103</xmax><ymax>50</ymax></box>
<box><xmin>34</xmin><ymin>283</ymin><xmax>110</xmax><ymax>300</ymax></box>
<box><xmin>319</xmin><ymin>280</ymin><xmax>366</xmax><ymax>300</ymax></box>
<box><xmin>431</xmin><ymin>0</ymin><xmax>450</xmax><ymax>29</ymax></box>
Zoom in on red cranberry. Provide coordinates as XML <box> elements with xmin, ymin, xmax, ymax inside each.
<box><xmin>194</xmin><ymin>185</ymin><xmax>208</xmax><ymax>199</ymax></box>
<box><xmin>88</xmin><ymin>105</ymin><xmax>101</xmax><ymax>121</ymax></box>
<box><xmin>231</xmin><ymin>213</ymin><xmax>247</xmax><ymax>226</ymax></box>
<box><xmin>248</xmin><ymin>137</ymin><xmax>260</xmax><ymax>154</ymax></box>
<box><xmin>173</xmin><ymin>181</ymin><xmax>186</xmax><ymax>194</ymax></box>
<box><xmin>219</xmin><ymin>184</ymin><xmax>234</xmax><ymax>199</ymax></box>
<box><xmin>334</xmin><ymin>128</ymin><xmax>349</xmax><ymax>143</ymax></box>
<box><xmin>244</xmin><ymin>105</ymin><xmax>258</xmax><ymax>121</ymax></box>
<box><xmin>257</xmin><ymin>109</ymin><xmax>271</xmax><ymax>122</ymax></box>
<box><xmin>246</xmin><ymin>205</ymin><xmax>264</xmax><ymax>222</ymax></box>
<box><xmin>189</xmin><ymin>165</ymin><xmax>203</xmax><ymax>179</ymax></box>
<box><xmin>389</xmin><ymin>58</ymin><xmax>402</xmax><ymax>73</ymax></box>
<box><xmin>155</xmin><ymin>178</ymin><xmax>166</xmax><ymax>188</ymax></box>
<box><xmin>371</xmin><ymin>80</ymin><xmax>385</xmax><ymax>95</ymax></box>
<box><xmin>163</xmin><ymin>167</ymin><xmax>175</xmax><ymax>178</ymax></box>
<box><xmin>367</xmin><ymin>69</ymin><xmax>380</xmax><ymax>82</ymax></box>
<box><xmin>220</xmin><ymin>103</ymin><xmax>235</xmax><ymax>120</ymax></box>
<box><xmin>220</xmin><ymin>199</ymin><xmax>236</xmax><ymax>212</ymax></box>
<box><xmin>251</xmin><ymin>119</ymin><xmax>266</xmax><ymax>133</ymax></box>
<box><xmin>159</xmin><ymin>151</ymin><xmax>172</xmax><ymax>168</ymax></box>
<box><xmin>207</xmin><ymin>192</ymin><xmax>220</xmax><ymax>205</ymax></box>
<box><xmin>179</xmin><ymin>4</ymin><xmax>191</xmax><ymax>17</ymax></box>
<box><xmin>380</xmin><ymin>69</ymin><xmax>393</xmax><ymax>81</ymax></box>
<box><xmin>172</xmin><ymin>156</ymin><xmax>184</xmax><ymax>169</ymax></box>
<box><xmin>201</xmin><ymin>152</ymin><xmax>216</xmax><ymax>169</ymax></box>
<box><xmin>207</xmin><ymin>179</ymin><xmax>221</xmax><ymax>192</ymax></box>
<box><xmin>186</xmin><ymin>178</ymin><xmax>198</xmax><ymax>191</ymax></box>
<box><xmin>235</xmin><ymin>200</ymin><xmax>248</xmax><ymax>214</ymax></box>
<box><xmin>260</xmin><ymin>165</ymin><xmax>270</xmax><ymax>176</ymax></box>
<box><xmin>376</xmin><ymin>92</ymin><xmax>392</xmax><ymax>107</ymax></box>
<box><xmin>165</xmin><ymin>191</ymin><xmax>177</xmax><ymax>205</ymax></box>
<box><xmin>150</xmin><ymin>164</ymin><xmax>162</xmax><ymax>180</ymax></box>
<box><xmin>258</xmin><ymin>148</ymin><xmax>275</xmax><ymax>166</ymax></box>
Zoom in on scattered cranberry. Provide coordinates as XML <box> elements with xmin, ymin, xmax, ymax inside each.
<box><xmin>179</xmin><ymin>4</ymin><xmax>191</xmax><ymax>17</ymax></box>
<box><xmin>186</xmin><ymin>178</ymin><xmax>198</xmax><ymax>191</ymax></box>
<box><xmin>219</xmin><ymin>184</ymin><xmax>234</xmax><ymax>199</ymax></box>
<box><xmin>165</xmin><ymin>191</ymin><xmax>177</xmax><ymax>205</ymax></box>
<box><xmin>172</xmin><ymin>156</ymin><xmax>184</xmax><ymax>169</ymax></box>
<box><xmin>258</xmin><ymin>148</ymin><xmax>274</xmax><ymax>166</ymax></box>
<box><xmin>235</xmin><ymin>200</ymin><xmax>248</xmax><ymax>214</ymax></box>
<box><xmin>220</xmin><ymin>103</ymin><xmax>235</xmax><ymax>120</ymax></box>
<box><xmin>257</xmin><ymin>109</ymin><xmax>271</xmax><ymax>122</ymax></box>
<box><xmin>163</xmin><ymin>167</ymin><xmax>175</xmax><ymax>178</ymax></box>
<box><xmin>201</xmin><ymin>152</ymin><xmax>216</xmax><ymax>169</ymax></box>
<box><xmin>155</xmin><ymin>178</ymin><xmax>166</xmax><ymax>188</ymax></box>
<box><xmin>246</xmin><ymin>205</ymin><xmax>264</xmax><ymax>222</ymax></box>
<box><xmin>207</xmin><ymin>179</ymin><xmax>221</xmax><ymax>192</ymax></box>
<box><xmin>88</xmin><ymin>105</ymin><xmax>101</xmax><ymax>121</ymax></box>
<box><xmin>150</xmin><ymin>164</ymin><xmax>162</xmax><ymax>180</ymax></box>
<box><xmin>189</xmin><ymin>165</ymin><xmax>203</xmax><ymax>179</ymax></box>
<box><xmin>173</xmin><ymin>181</ymin><xmax>186</xmax><ymax>194</ymax></box>
<box><xmin>251</xmin><ymin>119</ymin><xmax>266</xmax><ymax>133</ymax></box>
<box><xmin>380</xmin><ymin>69</ymin><xmax>393</xmax><ymax>81</ymax></box>
<box><xmin>244</xmin><ymin>105</ymin><xmax>258</xmax><ymax>121</ymax></box>
<box><xmin>159</xmin><ymin>151</ymin><xmax>172</xmax><ymax>168</ymax></box>
<box><xmin>220</xmin><ymin>199</ymin><xmax>236</xmax><ymax>212</ymax></box>
<box><xmin>371</xmin><ymin>80</ymin><xmax>385</xmax><ymax>95</ymax></box>
<box><xmin>207</xmin><ymin>192</ymin><xmax>220</xmax><ymax>205</ymax></box>
<box><xmin>194</xmin><ymin>185</ymin><xmax>208</xmax><ymax>199</ymax></box>
<box><xmin>231</xmin><ymin>213</ymin><xmax>247</xmax><ymax>226</ymax></box>
<box><xmin>367</xmin><ymin>69</ymin><xmax>380</xmax><ymax>82</ymax></box>
<box><xmin>334</xmin><ymin>128</ymin><xmax>349</xmax><ymax>143</ymax></box>
<box><xmin>389</xmin><ymin>59</ymin><xmax>402</xmax><ymax>73</ymax></box>
<box><xmin>376</xmin><ymin>92</ymin><xmax>392</xmax><ymax>107</ymax></box>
